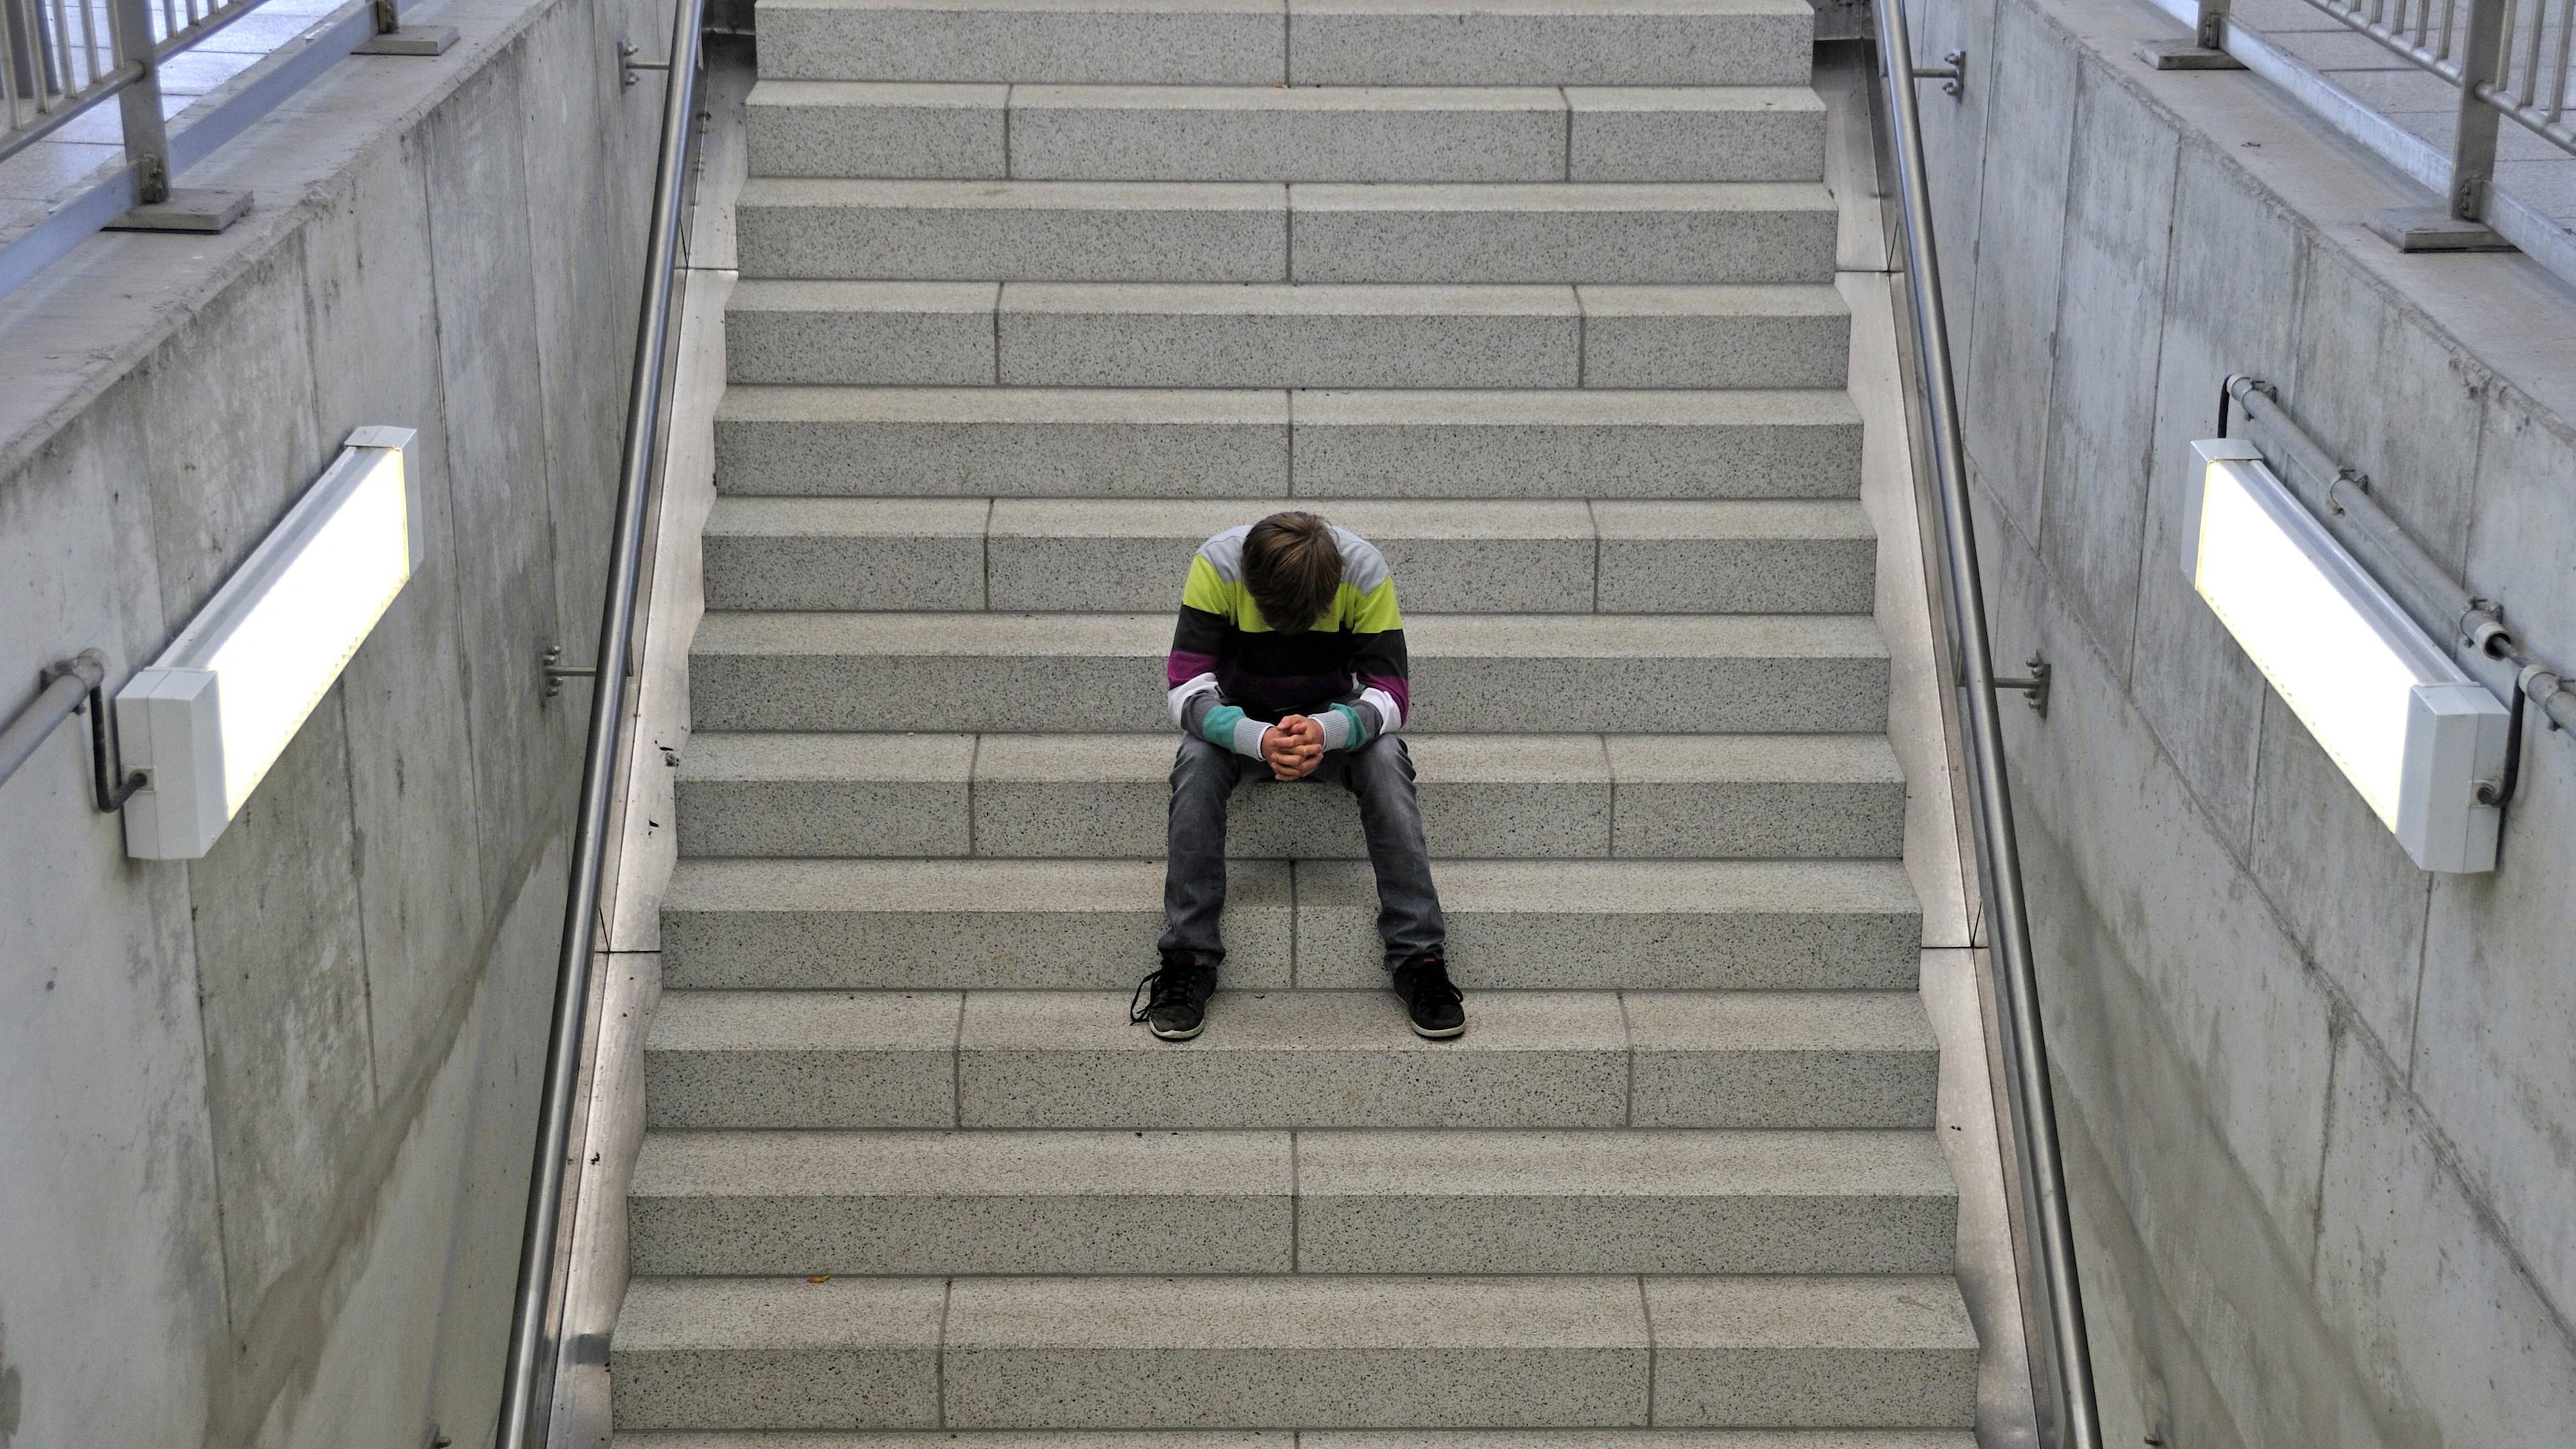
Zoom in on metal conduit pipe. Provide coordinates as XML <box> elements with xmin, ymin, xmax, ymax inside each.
<box><xmin>0</xmin><ymin>654</ymin><xmax>97</xmax><ymax>790</ymax></box>
<box><xmin>492</xmin><ymin>0</ymin><xmax>706</xmax><ymax>1438</ymax></box>
<box><xmin>1874</xmin><ymin>2</ymin><xmax>2107</xmax><ymax>1445</ymax></box>
<box><xmin>2224</xmin><ymin>376</ymin><xmax>2576</xmax><ymax>739</ymax></box>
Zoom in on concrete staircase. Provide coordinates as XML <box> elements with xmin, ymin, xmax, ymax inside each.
<box><xmin>613</xmin><ymin>0</ymin><xmax>1980</xmax><ymax>1438</ymax></box>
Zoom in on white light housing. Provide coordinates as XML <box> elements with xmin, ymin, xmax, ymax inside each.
<box><xmin>2184</xmin><ymin>438</ymin><xmax>2508</xmax><ymax>873</ymax></box>
<box><xmin>117</xmin><ymin>427</ymin><xmax>423</xmax><ymax>860</ymax></box>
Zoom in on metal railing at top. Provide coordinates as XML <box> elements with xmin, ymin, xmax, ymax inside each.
<box><xmin>1875</xmin><ymin>1</ymin><xmax>2107</xmax><ymax>1446</ymax></box>
<box><xmin>2178</xmin><ymin>0</ymin><xmax>2574</xmax><ymax>251</ymax></box>
<box><xmin>0</xmin><ymin>0</ymin><xmax>451</xmax><ymax>302</ymax></box>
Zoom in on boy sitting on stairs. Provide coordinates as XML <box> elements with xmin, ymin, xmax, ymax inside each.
<box><xmin>1131</xmin><ymin>510</ymin><xmax>1467</xmax><ymax>1044</ymax></box>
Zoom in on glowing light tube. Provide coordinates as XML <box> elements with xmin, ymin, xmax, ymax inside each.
<box><xmin>2185</xmin><ymin>439</ymin><xmax>2508</xmax><ymax>873</ymax></box>
<box><xmin>117</xmin><ymin>427</ymin><xmax>422</xmax><ymax>860</ymax></box>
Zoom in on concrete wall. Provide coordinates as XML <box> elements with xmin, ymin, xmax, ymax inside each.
<box><xmin>1902</xmin><ymin>0</ymin><xmax>2576</xmax><ymax>1441</ymax></box>
<box><xmin>0</xmin><ymin>0</ymin><xmax>672</xmax><ymax>1440</ymax></box>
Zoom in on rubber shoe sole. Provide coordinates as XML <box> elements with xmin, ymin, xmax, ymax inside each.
<box><xmin>1407</xmin><ymin>1014</ymin><xmax>1466</xmax><ymax>1040</ymax></box>
<box><xmin>1146</xmin><ymin>1015</ymin><xmax>1205</xmax><ymax>1042</ymax></box>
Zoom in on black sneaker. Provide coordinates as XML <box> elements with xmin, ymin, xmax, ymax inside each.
<box><xmin>1129</xmin><ymin>953</ymin><xmax>1218</xmax><ymax>1041</ymax></box>
<box><xmin>1391</xmin><ymin>951</ymin><xmax>1466</xmax><ymax>1039</ymax></box>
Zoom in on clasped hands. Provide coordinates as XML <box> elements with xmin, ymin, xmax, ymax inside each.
<box><xmin>1259</xmin><ymin>714</ymin><xmax>1326</xmax><ymax>781</ymax></box>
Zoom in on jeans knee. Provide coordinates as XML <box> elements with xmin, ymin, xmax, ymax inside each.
<box><xmin>1170</xmin><ymin>735</ymin><xmax>1238</xmax><ymax>798</ymax></box>
<box><xmin>1344</xmin><ymin>734</ymin><xmax>1417</xmax><ymax>796</ymax></box>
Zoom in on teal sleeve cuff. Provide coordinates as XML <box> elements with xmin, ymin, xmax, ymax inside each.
<box><xmin>1322</xmin><ymin>701</ymin><xmax>1373</xmax><ymax>751</ymax></box>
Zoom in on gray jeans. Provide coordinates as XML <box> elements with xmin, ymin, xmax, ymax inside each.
<box><xmin>1160</xmin><ymin>732</ymin><xmax>1447</xmax><ymax>973</ymax></box>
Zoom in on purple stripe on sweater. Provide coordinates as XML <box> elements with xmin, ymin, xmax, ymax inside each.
<box><xmin>1167</xmin><ymin>651</ymin><xmax>1221</xmax><ymax>689</ymax></box>
<box><xmin>1363</xmin><ymin>674</ymin><xmax>1410</xmax><ymax>724</ymax></box>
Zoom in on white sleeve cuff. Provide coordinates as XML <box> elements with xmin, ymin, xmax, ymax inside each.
<box><xmin>1230</xmin><ymin>716</ymin><xmax>1273</xmax><ymax>759</ymax></box>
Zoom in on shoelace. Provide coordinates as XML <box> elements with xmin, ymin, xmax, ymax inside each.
<box><xmin>1397</xmin><ymin>958</ymin><xmax>1461</xmax><ymax>1006</ymax></box>
<box><xmin>1128</xmin><ymin>963</ymin><xmax>1208</xmax><ymax>1022</ymax></box>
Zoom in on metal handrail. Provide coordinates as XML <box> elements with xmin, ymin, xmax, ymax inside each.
<box><xmin>490</xmin><ymin>0</ymin><xmax>704</xmax><ymax>1438</ymax></box>
<box><xmin>1873</xmin><ymin>2</ymin><xmax>2106</xmax><ymax>1446</ymax></box>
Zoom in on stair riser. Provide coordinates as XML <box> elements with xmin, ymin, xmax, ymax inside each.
<box><xmin>743</xmin><ymin>95</ymin><xmax>1825</xmax><ymax>184</ymax></box>
<box><xmin>733</xmin><ymin>191</ymin><xmax>1837</xmax><ymax>286</ymax></box>
<box><xmin>701</xmin><ymin>529</ymin><xmax>1878</xmax><ymax>614</ymax></box>
<box><xmin>1289</xmin><ymin>202</ymin><xmax>1835</xmax><ymax>285</ymax></box>
<box><xmin>756</xmin><ymin>7</ymin><xmax>1813</xmax><ymax>88</ymax></box>
<box><xmin>628</xmin><ymin>1191</ymin><xmax>1955</xmax><ymax>1277</ymax></box>
<box><xmin>758</xmin><ymin>6</ymin><xmax>1287</xmax><ymax>85</ymax></box>
<box><xmin>712</xmin><ymin>411</ymin><xmax>1862</xmax><ymax>500</ymax></box>
<box><xmin>644</xmin><ymin>1039</ymin><xmax>1937</xmax><ymax>1132</ymax></box>
<box><xmin>606</xmin><ymin>1343</ymin><xmax>1978</xmax><ymax>1431</ymax></box>
<box><xmin>661</xmin><ymin>902</ymin><xmax>1915</xmax><ymax>991</ymax></box>
<box><xmin>1285</xmin><ymin>11</ymin><xmax>1814</xmax><ymax>87</ymax></box>
<box><xmin>684</xmin><ymin>653</ymin><xmax>1890</xmax><ymax>735</ymax></box>
<box><xmin>676</xmin><ymin>773</ymin><xmax>1906</xmax><ymax>861</ymax></box>
<box><xmin>739</xmin><ymin>195</ymin><xmax>1287</xmax><ymax>282</ymax></box>
<box><xmin>724</xmin><ymin>305</ymin><xmax>1851</xmax><ymax>390</ymax></box>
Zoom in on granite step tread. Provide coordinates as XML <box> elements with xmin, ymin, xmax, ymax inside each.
<box><xmin>625</xmin><ymin>1126</ymin><xmax>1959</xmax><ymax>1275</ymax></box>
<box><xmin>640</xmin><ymin>987</ymin><xmax>1939</xmax><ymax>1130</ymax></box>
<box><xmin>741</xmin><ymin>80</ymin><xmax>1826</xmax><ymax>184</ymax></box>
<box><xmin>711</xmin><ymin>385</ymin><xmax>1863</xmax><ymax>500</ymax></box>
<box><xmin>733</xmin><ymin>179</ymin><xmax>1837</xmax><ymax>284</ymax></box>
<box><xmin>671</xmin><ymin>728</ymin><xmax>1906</xmax><ymax>860</ymax></box>
<box><xmin>755</xmin><ymin>0</ymin><xmax>1817</xmax><ymax>89</ymax></box>
<box><xmin>684</xmin><ymin>610</ymin><xmax>1890</xmax><ymax>735</ymax></box>
<box><xmin>614</xmin><ymin>1435</ymin><xmax>1977</xmax><ymax>1447</ymax></box>
<box><xmin>721</xmin><ymin>279</ymin><xmax>1852</xmax><ymax>389</ymax></box>
<box><xmin>698</xmin><ymin>494</ymin><xmax>1877</xmax><ymax>612</ymax></box>
<box><xmin>608</xmin><ymin>1272</ymin><xmax>1976</xmax><ymax>1429</ymax></box>
<box><xmin>658</xmin><ymin>854</ymin><xmax>1920</xmax><ymax>992</ymax></box>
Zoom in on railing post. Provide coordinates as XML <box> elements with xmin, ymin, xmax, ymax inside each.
<box><xmin>105</xmin><ymin>0</ymin><xmax>169</xmax><ymax>205</ymax></box>
<box><xmin>2366</xmin><ymin>0</ymin><xmax>2518</xmax><ymax>248</ymax></box>
<box><xmin>2449</xmin><ymin>0</ymin><xmax>2508</xmax><ymax>220</ymax></box>
<box><xmin>2137</xmin><ymin>0</ymin><xmax>2248</xmax><ymax>69</ymax></box>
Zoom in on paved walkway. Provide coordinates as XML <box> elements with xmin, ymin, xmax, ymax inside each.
<box><xmin>0</xmin><ymin>0</ymin><xmax>352</xmax><ymax>245</ymax></box>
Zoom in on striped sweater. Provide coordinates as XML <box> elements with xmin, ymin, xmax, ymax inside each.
<box><xmin>1165</xmin><ymin>524</ymin><xmax>1411</xmax><ymax>759</ymax></box>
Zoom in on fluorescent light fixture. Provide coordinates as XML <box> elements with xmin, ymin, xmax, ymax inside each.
<box><xmin>2184</xmin><ymin>438</ymin><xmax>2508</xmax><ymax>873</ymax></box>
<box><xmin>117</xmin><ymin>427</ymin><xmax>423</xmax><ymax>860</ymax></box>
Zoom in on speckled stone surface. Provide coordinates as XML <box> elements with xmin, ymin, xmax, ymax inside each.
<box><xmin>660</xmin><ymin>857</ymin><xmax>1293</xmax><ymax>989</ymax></box>
<box><xmin>941</xmin><ymin>1275</ymin><xmax>1651</xmax><ymax>1426</ymax></box>
<box><xmin>1284</xmin><ymin>0</ymin><xmax>1814</xmax><ymax>87</ymax></box>
<box><xmin>1287</xmin><ymin>183</ymin><xmax>1837</xmax><ymax>284</ymax></box>
<box><xmin>1576</xmin><ymin>284</ymin><xmax>1850</xmax><ymax>389</ymax></box>
<box><xmin>747</xmin><ymin>80</ymin><xmax>1009</xmax><ymax>178</ymax></box>
<box><xmin>1305</xmin><ymin>1434</ymin><xmax>1974</xmax><ymax>1449</ymax></box>
<box><xmin>641</xmin><ymin>990</ymin><xmax>962</xmax><ymax>1130</ymax></box>
<box><xmin>1289</xmin><ymin>388</ymin><xmax>1863</xmax><ymax>500</ymax></box>
<box><xmin>1606</xmin><ymin>733</ymin><xmax>1907</xmax><ymax>858</ymax></box>
<box><xmin>1012</xmin><ymin>85</ymin><xmax>1568</xmax><ymax>182</ymax></box>
<box><xmin>700</xmin><ymin>497</ymin><xmax>991</xmax><ymax>610</ymax></box>
<box><xmin>628</xmin><ymin>1129</ymin><xmax>1295</xmax><ymax>1275</ymax></box>
<box><xmin>758</xmin><ymin>0</ymin><xmax>1289</xmax><ymax>85</ymax></box>
<box><xmin>998</xmin><ymin>281</ymin><xmax>1581</xmax><ymax>388</ymax></box>
<box><xmin>621</xmin><ymin>1436</ymin><xmax>1291</xmax><ymax>1449</ymax></box>
<box><xmin>678</xmin><ymin>731</ymin><xmax>977</xmax><ymax>857</ymax></box>
<box><xmin>1294</xmin><ymin>1130</ymin><xmax>1957</xmax><ymax>1274</ymax></box>
<box><xmin>1642</xmin><ymin>1276</ymin><xmax>1980</xmax><ymax>1427</ymax></box>
<box><xmin>609</xmin><ymin>1275</ymin><xmax>945</xmax><ymax>1430</ymax></box>
<box><xmin>1295</xmin><ymin>859</ymin><xmax>1921</xmax><ymax>988</ymax></box>
<box><xmin>957</xmin><ymin>989</ymin><xmax>1629</xmax><ymax>1127</ymax></box>
<box><xmin>1591</xmin><ymin>499</ymin><xmax>1876</xmax><ymax>614</ymax></box>
<box><xmin>1565</xmin><ymin>87</ymin><xmax>1827</xmax><ymax>182</ymax></box>
<box><xmin>986</xmin><ymin>496</ymin><xmax>1599</xmax><ymax>610</ymax></box>
<box><xmin>1623</xmin><ymin>991</ymin><xmax>1941</xmax><ymax>1129</ymax></box>
<box><xmin>714</xmin><ymin>385</ymin><xmax>1289</xmax><ymax>498</ymax></box>
<box><xmin>738</xmin><ymin>178</ymin><xmax>1289</xmax><ymax>282</ymax></box>
<box><xmin>725</xmin><ymin>280</ymin><xmax>998</xmax><ymax>386</ymax></box>
<box><xmin>686</xmin><ymin>611</ymin><xmax>1887</xmax><ymax>735</ymax></box>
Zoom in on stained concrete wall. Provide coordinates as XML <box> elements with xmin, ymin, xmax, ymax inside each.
<box><xmin>1900</xmin><ymin>0</ymin><xmax>2576</xmax><ymax>1440</ymax></box>
<box><xmin>0</xmin><ymin>0</ymin><xmax>672</xmax><ymax>1441</ymax></box>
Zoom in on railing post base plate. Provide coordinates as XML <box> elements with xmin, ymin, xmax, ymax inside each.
<box><xmin>2134</xmin><ymin>38</ymin><xmax>2245</xmax><ymax>68</ymax></box>
<box><xmin>104</xmin><ymin>189</ymin><xmax>253</xmax><ymax>234</ymax></box>
<box><xmin>356</xmin><ymin>25</ymin><xmax>459</xmax><ymax>56</ymax></box>
<box><xmin>2367</xmin><ymin>205</ymin><xmax>2516</xmax><ymax>253</ymax></box>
